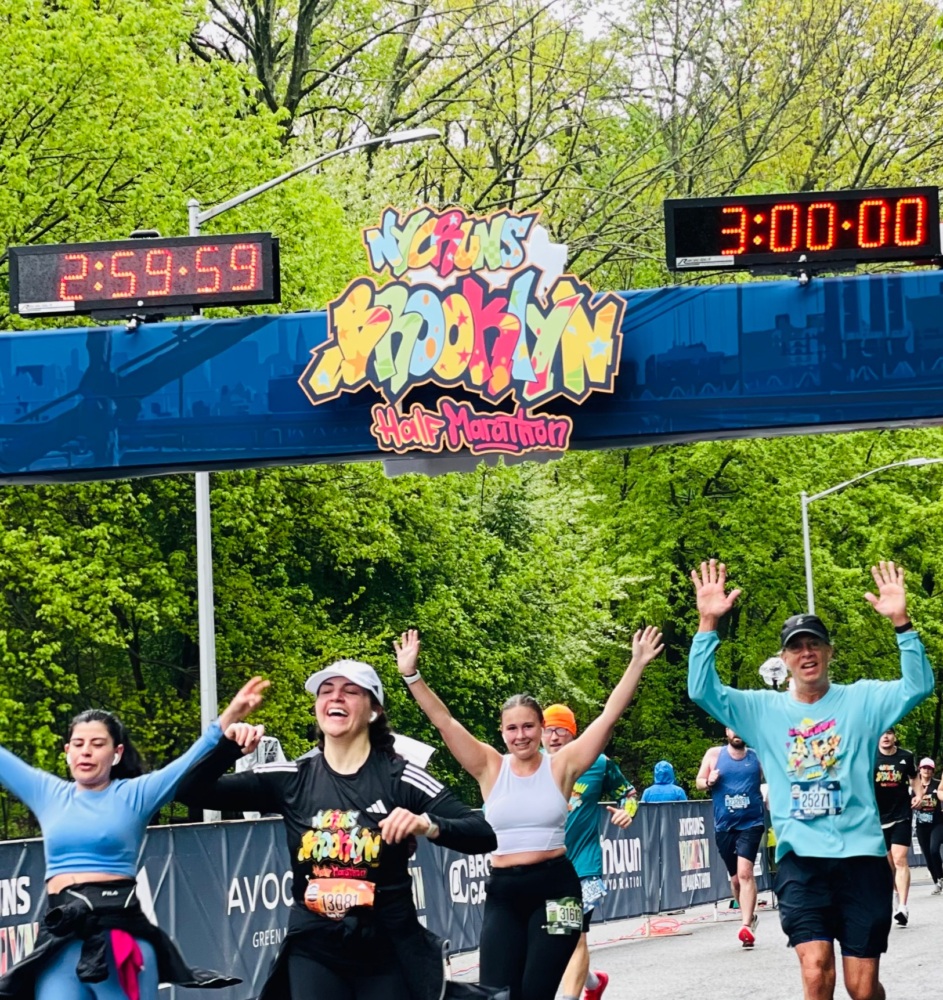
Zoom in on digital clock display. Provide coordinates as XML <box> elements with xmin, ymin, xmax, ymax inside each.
<box><xmin>664</xmin><ymin>187</ymin><xmax>940</xmax><ymax>271</ymax></box>
<box><xmin>9</xmin><ymin>232</ymin><xmax>280</xmax><ymax>316</ymax></box>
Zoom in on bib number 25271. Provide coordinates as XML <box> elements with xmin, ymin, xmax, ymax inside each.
<box><xmin>790</xmin><ymin>780</ymin><xmax>842</xmax><ymax>821</ymax></box>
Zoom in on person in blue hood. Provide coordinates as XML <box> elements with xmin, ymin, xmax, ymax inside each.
<box><xmin>640</xmin><ymin>761</ymin><xmax>687</xmax><ymax>802</ymax></box>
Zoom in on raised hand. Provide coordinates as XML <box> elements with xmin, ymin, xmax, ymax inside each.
<box><xmin>393</xmin><ymin>629</ymin><xmax>421</xmax><ymax>676</ymax></box>
<box><xmin>863</xmin><ymin>561</ymin><xmax>909</xmax><ymax>625</ymax></box>
<box><xmin>224</xmin><ymin>722</ymin><xmax>266</xmax><ymax>755</ymax></box>
<box><xmin>218</xmin><ymin>676</ymin><xmax>270</xmax><ymax>730</ymax></box>
<box><xmin>631</xmin><ymin>625</ymin><xmax>665</xmax><ymax>668</ymax></box>
<box><xmin>691</xmin><ymin>559</ymin><xmax>742</xmax><ymax>625</ymax></box>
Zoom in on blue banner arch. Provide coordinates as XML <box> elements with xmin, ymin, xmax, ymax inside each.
<box><xmin>1</xmin><ymin>269</ymin><xmax>941</xmax><ymax>482</ymax></box>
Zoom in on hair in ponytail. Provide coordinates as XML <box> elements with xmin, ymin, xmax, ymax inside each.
<box><xmin>67</xmin><ymin>709</ymin><xmax>145</xmax><ymax>779</ymax></box>
<box><xmin>500</xmin><ymin>693</ymin><xmax>544</xmax><ymax>726</ymax></box>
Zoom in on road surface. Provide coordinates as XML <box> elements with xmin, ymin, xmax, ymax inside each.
<box><xmin>449</xmin><ymin>873</ymin><xmax>940</xmax><ymax>999</ymax></box>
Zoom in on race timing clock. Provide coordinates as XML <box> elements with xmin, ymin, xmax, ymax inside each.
<box><xmin>664</xmin><ymin>187</ymin><xmax>940</xmax><ymax>271</ymax></box>
<box><xmin>9</xmin><ymin>232</ymin><xmax>280</xmax><ymax>317</ymax></box>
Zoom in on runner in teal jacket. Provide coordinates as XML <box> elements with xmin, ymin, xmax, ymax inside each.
<box><xmin>687</xmin><ymin>559</ymin><xmax>932</xmax><ymax>1000</ymax></box>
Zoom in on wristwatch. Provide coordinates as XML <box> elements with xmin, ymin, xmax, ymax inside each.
<box><xmin>422</xmin><ymin>813</ymin><xmax>440</xmax><ymax>839</ymax></box>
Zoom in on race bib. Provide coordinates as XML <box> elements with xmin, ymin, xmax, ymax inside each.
<box><xmin>544</xmin><ymin>896</ymin><xmax>582</xmax><ymax>935</ymax></box>
<box><xmin>304</xmin><ymin>878</ymin><xmax>376</xmax><ymax>920</ymax></box>
<box><xmin>580</xmin><ymin>877</ymin><xmax>608</xmax><ymax>912</ymax></box>
<box><xmin>790</xmin><ymin>779</ymin><xmax>842</xmax><ymax>821</ymax></box>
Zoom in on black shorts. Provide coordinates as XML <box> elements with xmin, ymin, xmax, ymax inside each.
<box><xmin>716</xmin><ymin>825</ymin><xmax>765</xmax><ymax>877</ymax></box>
<box><xmin>882</xmin><ymin>819</ymin><xmax>911</xmax><ymax>849</ymax></box>
<box><xmin>775</xmin><ymin>853</ymin><xmax>893</xmax><ymax>958</ymax></box>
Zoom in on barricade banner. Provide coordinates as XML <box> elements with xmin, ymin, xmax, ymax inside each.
<box><xmin>648</xmin><ymin>801</ymin><xmax>771</xmax><ymax>912</ymax></box>
<box><xmin>595</xmin><ymin>805</ymin><xmax>660</xmax><ymax>920</ymax></box>
<box><xmin>0</xmin><ymin>803</ymin><xmax>780</xmax><ymax>998</ymax></box>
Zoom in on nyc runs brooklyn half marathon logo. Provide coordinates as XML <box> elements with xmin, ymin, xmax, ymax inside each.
<box><xmin>299</xmin><ymin>206</ymin><xmax>625</xmax><ymax>456</ymax></box>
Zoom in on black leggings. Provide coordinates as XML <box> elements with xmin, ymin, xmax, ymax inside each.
<box><xmin>479</xmin><ymin>856</ymin><xmax>581</xmax><ymax>1000</ymax></box>
<box><xmin>914</xmin><ymin>820</ymin><xmax>943</xmax><ymax>883</ymax></box>
<box><xmin>287</xmin><ymin>951</ymin><xmax>410</xmax><ymax>1000</ymax></box>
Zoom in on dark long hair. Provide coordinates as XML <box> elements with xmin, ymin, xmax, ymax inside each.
<box><xmin>311</xmin><ymin>697</ymin><xmax>399</xmax><ymax>761</ymax></box>
<box><xmin>67</xmin><ymin>709</ymin><xmax>145</xmax><ymax>779</ymax></box>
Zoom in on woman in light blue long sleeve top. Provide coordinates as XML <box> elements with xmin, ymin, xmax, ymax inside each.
<box><xmin>0</xmin><ymin>676</ymin><xmax>267</xmax><ymax>1000</ymax></box>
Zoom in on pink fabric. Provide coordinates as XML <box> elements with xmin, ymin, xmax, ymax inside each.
<box><xmin>110</xmin><ymin>929</ymin><xmax>144</xmax><ymax>1000</ymax></box>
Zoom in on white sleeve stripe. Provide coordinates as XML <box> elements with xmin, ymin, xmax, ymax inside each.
<box><xmin>403</xmin><ymin>763</ymin><xmax>442</xmax><ymax>789</ymax></box>
<box><xmin>253</xmin><ymin>763</ymin><xmax>298</xmax><ymax>772</ymax></box>
<box><xmin>402</xmin><ymin>765</ymin><xmax>444</xmax><ymax>796</ymax></box>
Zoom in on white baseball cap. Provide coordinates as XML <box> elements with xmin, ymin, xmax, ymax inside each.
<box><xmin>304</xmin><ymin>660</ymin><xmax>385</xmax><ymax>706</ymax></box>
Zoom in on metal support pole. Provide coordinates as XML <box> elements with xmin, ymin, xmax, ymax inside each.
<box><xmin>800</xmin><ymin>491</ymin><xmax>814</xmax><ymax>614</ymax></box>
<box><xmin>189</xmin><ymin>199</ymin><xmax>220</xmax><ymax>821</ymax></box>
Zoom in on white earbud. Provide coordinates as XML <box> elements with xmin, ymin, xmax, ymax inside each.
<box><xmin>112</xmin><ymin>754</ymin><xmax>120</xmax><ymax>766</ymax></box>
<box><xmin>369</xmin><ymin>711</ymin><xmax>378</xmax><ymax>723</ymax></box>
<box><xmin>66</xmin><ymin>753</ymin><xmax>73</xmax><ymax>766</ymax></box>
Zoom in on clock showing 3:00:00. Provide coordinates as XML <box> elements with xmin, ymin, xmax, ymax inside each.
<box><xmin>664</xmin><ymin>187</ymin><xmax>941</xmax><ymax>271</ymax></box>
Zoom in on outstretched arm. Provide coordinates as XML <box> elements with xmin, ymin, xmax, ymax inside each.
<box><xmin>394</xmin><ymin>630</ymin><xmax>502</xmax><ymax>791</ymax></box>
<box><xmin>553</xmin><ymin>626</ymin><xmax>664</xmax><ymax>794</ymax></box>
<box><xmin>687</xmin><ymin>560</ymin><xmax>758</xmax><ymax>739</ymax></box>
<box><xmin>127</xmin><ymin>676</ymin><xmax>269</xmax><ymax>814</ymax></box>
<box><xmin>860</xmin><ymin>563</ymin><xmax>934</xmax><ymax>730</ymax></box>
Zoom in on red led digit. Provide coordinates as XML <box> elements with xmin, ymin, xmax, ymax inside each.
<box><xmin>858</xmin><ymin>199</ymin><xmax>889</xmax><ymax>248</ymax></box>
<box><xmin>145</xmin><ymin>248</ymin><xmax>174</xmax><ymax>295</ymax></box>
<box><xmin>195</xmin><ymin>245</ymin><xmax>222</xmax><ymax>293</ymax></box>
<box><xmin>806</xmin><ymin>202</ymin><xmax>837</xmax><ymax>251</ymax></box>
<box><xmin>720</xmin><ymin>206</ymin><xmax>747</xmax><ymax>255</ymax></box>
<box><xmin>893</xmin><ymin>196</ymin><xmax>926</xmax><ymax>247</ymax></box>
<box><xmin>229</xmin><ymin>243</ymin><xmax>260</xmax><ymax>291</ymax></box>
<box><xmin>769</xmin><ymin>204</ymin><xmax>800</xmax><ymax>252</ymax></box>
<box><xmin>59</xmin><ymin>253</ymin><xmax>89</xmax><ymax>300</ymax></box>
<box><xmin>110</xmin><ymin>250</ymin><xmax>137</xmax><ymax>297</ymax></box>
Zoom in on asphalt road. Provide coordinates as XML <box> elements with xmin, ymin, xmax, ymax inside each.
<box><xmin>449</xmin><ymin>872</ymin><xmax>941</xmax><ymax>999</ymax></box>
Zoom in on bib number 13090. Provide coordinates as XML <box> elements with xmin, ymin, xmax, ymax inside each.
<box><xmin>544</xmin><ymin>897</ymin><xmax>582</xmax><ymax>935</ymax></box>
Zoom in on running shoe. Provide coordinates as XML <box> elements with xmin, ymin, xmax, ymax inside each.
<box><xmin>583</xmin><ymin>971</ymin><xmax>609</xmax><ymax>1000</ymax></box>
<box><xmin>738</xmin><ymin>914</ymin><xmax>758</xmax><ymax>948</ymax></box>
<box><xmin>932</xmin><ymin>881</ymin><xmax>942</xmax><ymax>896</ymax></box>
<box><xmin>894</xmin><ymin>905</ymin><xmax>909</xmax><ymax>927</ymax></box>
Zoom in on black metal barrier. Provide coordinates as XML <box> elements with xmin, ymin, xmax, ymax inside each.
<box><xmin>0</xmin><ymin>801</ymin><xmax>771</xmax><ymax>999</ymax></box>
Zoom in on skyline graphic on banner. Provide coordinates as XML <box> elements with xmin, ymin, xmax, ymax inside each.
<box><xmin>0</xmin><ymin>268</ymin><xmax>941</xmax><ymax>481</ymax></box>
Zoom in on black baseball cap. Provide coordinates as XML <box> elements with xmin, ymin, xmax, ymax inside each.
<box><xmin>781</xmin><ymin>614</ymin><xmax>831</xmax><ymax>647</ymax></box>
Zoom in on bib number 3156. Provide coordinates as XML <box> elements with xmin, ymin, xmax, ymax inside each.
<box><xmin>544</xmin><ymin>897</ymin><xmax>582</xmax><ymax>935</ymax></box>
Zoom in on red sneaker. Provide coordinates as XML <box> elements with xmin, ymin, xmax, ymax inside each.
<box><xmin>583</xmin><ymin>971</ymin><xmax>609</xmax><ymax>1000</ymax></box>
<box><xmin>738</xmin><ymin>917</ymin><xmax>757</xmax><ymax>948</ymax></box>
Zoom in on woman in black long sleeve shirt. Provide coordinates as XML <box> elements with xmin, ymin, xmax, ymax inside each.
<box><xmin>176</xmin><ymin>659</ymin><xmax>496</xmax><ymax>1000</ymax></box>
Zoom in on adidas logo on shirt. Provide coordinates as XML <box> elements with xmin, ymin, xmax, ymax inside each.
<box><xmin>366</xmin><ymin>799</ymin><xmax>388</xmax><ymax>815</ymax></box>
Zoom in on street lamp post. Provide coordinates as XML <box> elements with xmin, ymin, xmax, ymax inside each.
<box><xmin>800</xmin><ymin>456</ymin><xmax>943</xmax><ymax>613</ymax></box>
<box><xmin>185</xmin><ymin>127</ymin><xmax>439</xmax><ymax>741</ymax></box>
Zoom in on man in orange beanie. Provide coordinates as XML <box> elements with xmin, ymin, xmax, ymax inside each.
<box><xmin>542</xmin><ymin>704</ymin><xmax>636</xmax><ymax>1000</ymax></box>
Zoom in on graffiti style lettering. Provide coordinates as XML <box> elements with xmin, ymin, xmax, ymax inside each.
<box><xmin>371</xmin><ymin>399</ymin><xmax>572</xmax><ymax>457</ymax></box>
<box><xmin>364</xmin><ymin>207</ymin><xmax>539</xmax><ymax>279</ymax></box>
<box><xmin>301</xmin><ymin>206</ymin><xmax>624</xmax><ymax>457</ymax></box>
<box><xmin>301</xmin><ymin>271</ymin><xmax>623</xmax><ymax>409</ymax></box>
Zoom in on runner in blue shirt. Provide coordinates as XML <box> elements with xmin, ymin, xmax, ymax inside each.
<box><xmin>541</xmin><ymin>704</ymin><xmax>636</xmax><ymax>1000</ymax></box>
<box><xmin>688</xmin><ymin>559</ymin><xmax>932</xmax><ymax>1000</ymax></box>
<box><xmin>696</xmin><ymin>729</ymin><xmax>765</xmax><ymax>947</ymax></box>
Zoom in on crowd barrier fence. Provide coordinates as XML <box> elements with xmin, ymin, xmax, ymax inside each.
<box><xmin>5</xmin><ymin>800</ymin><xmax>875</xmax><ymax>999</ymax></box>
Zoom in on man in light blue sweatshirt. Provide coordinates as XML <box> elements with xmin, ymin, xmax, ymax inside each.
<box><xmin>688</xmin><ymin>559</ymin><xmax>932</xmax><ymax>1000</ymax></box>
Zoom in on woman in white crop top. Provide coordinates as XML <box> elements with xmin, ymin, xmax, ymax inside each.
<box><xmin>394</xmin><ymin>626</ymin><xmax>663</xmax><ymax>1000</ymax></box>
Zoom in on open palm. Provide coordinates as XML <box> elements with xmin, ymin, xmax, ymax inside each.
<box><xmin>691</xmin><ymin>559</ymin><xmax>741</xmax><ymax>619</ymax></box>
